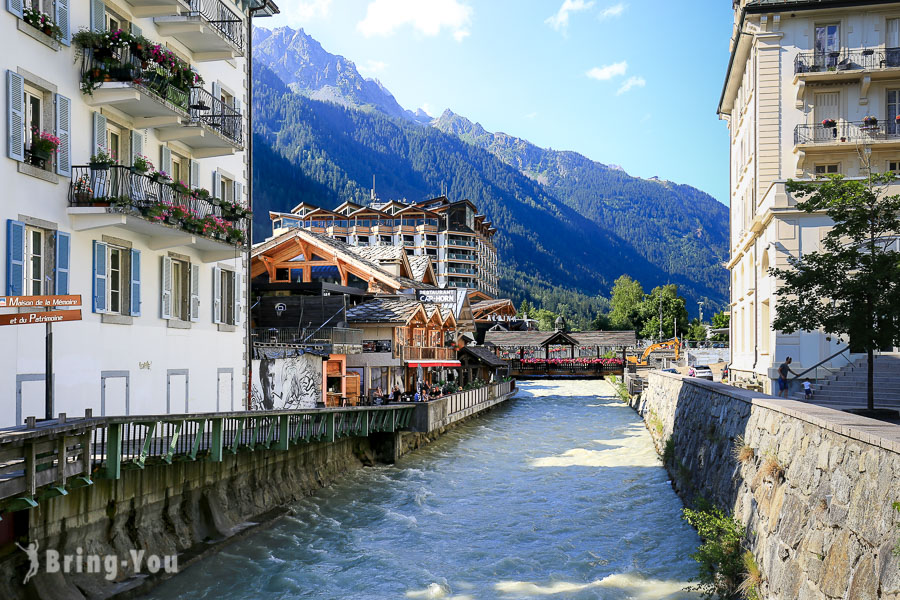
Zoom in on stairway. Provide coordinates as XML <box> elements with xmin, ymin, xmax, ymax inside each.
<box><xmin>790</xmin><ymin>353</ymin><xmax>900</xmax><ymax>411</ymax></box>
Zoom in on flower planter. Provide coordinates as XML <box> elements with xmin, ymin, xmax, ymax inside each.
<box><xmin>89</xmin><ymin>163</ymin><xmax>110</xmax><ymax>171</ymax></box>
<box><xmin>863</xmin><ymin>117</ymin><xmax>878</xmax><ymax>127</ymax></box>
<box><xmin>821</xmin><ymin>119</ymin><xmax>837</xmax><ymax>128</ymax></box>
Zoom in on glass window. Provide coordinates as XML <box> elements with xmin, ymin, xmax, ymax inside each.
<box><xmin>108</xmin><ymin>247</ymin><xmax>122</xmax><ymax>314</ymax></box>
<box><xmin>26</xmin><ymin>228</ymin><xmax>43</xmax><ymax>295</ymax></box>
<box><xmin>172</xmin><ymin>260</ymin><xmax>184</xmax><ymax>320</ymax></box>
<box><xmin>220</xmin><ymin>269</ymin><xmax>235</xmax><ymax>324</ymax></box>
<box><xmin>814</xmin><ymin>24</ymin><xmax>840</xmax><ymax>67</ymax></box>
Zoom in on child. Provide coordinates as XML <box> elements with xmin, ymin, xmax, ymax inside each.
<box><xmin>803</xmin><ymin>379</ymin><xmax>812</xmax><ymax>400</ymax></box>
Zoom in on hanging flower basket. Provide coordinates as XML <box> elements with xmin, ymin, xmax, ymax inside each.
<box><xmin>863</xmin><ymin>116</ymin><xmax>878</xmax><ymax>127</ymax></box>
<box><xmin>821</xmin><ymin>119</ymin><xmax>837</xmax><ymax>128</ymax></box>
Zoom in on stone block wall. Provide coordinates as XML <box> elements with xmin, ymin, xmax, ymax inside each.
<box><xmin>633</xmin><ymin>371</ymin><xmax>900</xmax><ymax>600</ymax></box>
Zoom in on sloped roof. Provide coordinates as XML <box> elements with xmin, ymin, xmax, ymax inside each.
<box><xmin>459</xmin><ymin>345</ymin><xmax>507</xmax><ymax>368</ymax></box>
<box><xmin>483</xmin><ymin>330</ymin><xmax>637</xmax><ymax>348</ymax></box>
<box><xmin>397</xmin><ymin>277</ymin><xmax>439</xmax><ymax>290</ymax></box>
<box><xmin>346</xmin><ymin>298</ymin><xmax>424</xmax><ymax>324</ymax></box>
<box><xmin>348</xmin><ymin>245</ymin><xmax>405</xmax><ymax>262</ymax></box>
<box><xmin>407</xmin><ymin>255</ymin><xmax>432</xmax><ymax>281</ymax></box>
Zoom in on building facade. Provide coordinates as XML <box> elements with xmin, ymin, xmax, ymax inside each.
<box><xmin>268</xmin><ymin>195</ymin><xmax>500</xmax><ymax>298</ymax></box>
<box><xmin>719</xmin><ymin>0</ymin><xmax>900</xmax><ymax>392</ymax></box>
<box><xmin>1</xmin><ymin>0</ymin><xmax>275</xmax><ymax>426</ymax></box>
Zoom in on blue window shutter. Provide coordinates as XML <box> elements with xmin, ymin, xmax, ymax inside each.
<box><xmin>7</xmin><ymin>70</ymin><xmax>25</xmax><ymax>162</ymax></box>
<box><xmin>55</xmin><ymin>231</ymin><xmax>70</xmax><ymax>295</ymax></box>
<box><xmin>90</xmin><ymin>0</ymin><xmax>105</xmax><ymax>33</ymax></box>
<box><xmin>55</xmin><ymin>94</ymin><xmax>71</xmax><ymax>176</ymax></box>
<box><xmin>92</xmin><ymin>112</ymin><xmax>107</xmax><ymax>157</ymax></box>
<box><xmin>92</xmin><ymin>240</ymin><xmax>107</xmax><ymax>313</ymax></box>
<box><xmin>130</xmin><ymin>22</ymin><xmax>141</xmax><ymax>37</ymax></box>
<box><xmin>6</xmin><ymin>220</ymin><xmax>25</xmax><ymax>296</ymax></box>
<box><xmin>56</xmin><ymin>0</ymin><xmax>70</xmax><ymax>45</ymax></box>
<box><xmin>130</xmin><ymin>249</ymin><xmax>141</xmax><ymax>316</ymax></box>
<box><xmin>7</xmin><ymin>0</ymin><xmax>23</xmax><ymax>19</ymax></box>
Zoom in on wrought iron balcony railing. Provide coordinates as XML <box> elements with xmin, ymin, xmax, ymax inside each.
<box><xmin>794</xmin><ymin>47</ymin><xmax>900</xmax><ymax>74</ymax></box>
<box><xmin>80</xmin><ymin>47</ymin><xmax>190</xmax><ymax>111</ymax></box>
<box><xmin>189</xmin><ymin>86</ymin><xmax>243</xmax><ymax>146</ymax></box>
<box><xmin>794</xmin><ymin>120</ymin><xmax>900</xmax><ymax>145</ymax></box>
<box><xmin>189</xmin><ymin>0</ymin><xmax>244</xmax><ymax>52</ymax></box>
<box><xmin>69</xmin><ymin>165</ymin><xmax>248</xmax><ymax>246</ymax></box>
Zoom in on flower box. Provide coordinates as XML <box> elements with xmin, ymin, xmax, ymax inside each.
<box><xmin>821</xmin><ymin>119</ymin><xmax>837</xmax><ymax>128</ymax></box>
<box><xmin>863</xmin><ymin>116</ymin><xmax>878</xmax><ymax>127</ymax></box>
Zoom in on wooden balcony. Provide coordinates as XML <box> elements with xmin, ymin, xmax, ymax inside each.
<box><xmin>399</xmin><ymin>346</ymin><xmax>457</xmax><ymax>361</ymax></box>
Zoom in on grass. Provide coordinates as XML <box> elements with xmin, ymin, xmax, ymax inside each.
<box><xmin>731</xmin><ymin>436</ymin><xmax>754</xmax><ymax>464</ymax></box>
<box><xmin>662</xmin><ymin>437</ymin><xmax>675</xmax><ymax>466</ymax></box>
<box><xmin>738</xmin><ymin>550</ymin><xmax>763</xmax><ymax>600</ymax></box>
<box><xmin>608</xmin><ymin>376</ymin><xmax>630</xmax><ymax>403</ymax></box>
<box><xmin>760</xmin><ymin>453</ymin><xmax>784</xmax><ymax>482</ymax></box>
<box><xmin>648</xmin><ymin>408</ymin><xmax>664</xmax><ymax>437</ymax></box>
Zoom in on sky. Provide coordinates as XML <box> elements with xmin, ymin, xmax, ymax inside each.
<box><xmin>263</xmin><ymin>0</ymin><xmax>736</xmax><ymax>205</ymax></box>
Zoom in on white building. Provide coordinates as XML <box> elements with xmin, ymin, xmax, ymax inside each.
<box><xmin>1</xmin><ymin>0</ymin><xmax>277</xmax><ymax>426</ymax></box>
<box><xmin>719</xmin><ymin>0</ymin><xmax>900</xmax><ymax>393</ymax></box>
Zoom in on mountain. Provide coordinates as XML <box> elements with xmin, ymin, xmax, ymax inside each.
<box><xmin>250</xmin><ymin>26</ymin><xmax>730</xmax><ymax>324</ymax></box>
<box><xmin>253</xmin><ymin>27</ymin><xmax>430</xmax><ymax>124</ymax></box>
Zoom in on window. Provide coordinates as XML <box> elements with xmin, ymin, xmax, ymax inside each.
<box><xmin>27</xmin><ymin>0</ymin><xmax>54</xmax><ymax>13</ymax></box>
<box><xmin>213</xmin><ymin>266</ymin><xmax>241</xmax><ymax>326</ymax></box>
<box><xmin>890</xmin><ymin>160</ymin><xmax>900</xmax><ymax>172</ymax></box>
<box><xmin>7</xmin><ymin>221</ymin><xmax>68</xmax><ymax>296</ymax></box>
<box><xmin>814</xmin><ymin>24</ymin><xmax>840</xmax><ymax>68</ymax></box>
<box><xmin>92</xmin><ymin>241</ymin><xmax>139</xmax><ymax>316</ymax></box>
<box><xmin>26</xmin><ymin>227</ymin><xmax>45</xmax><ymax>295</ymax></box>
<box><xmin>161</xmin><ymin>256</ymin><xmax>197</xmax><ymax>322</ymax></box>
<box><xmin>105</xmin><ymin>10</ymin><xmax>120</xmax><ymax>33</ymax></box>
<box><xmin>815</xmin><ymin>164</ymin><xmax>839</xmax><ymax>177</ymax></box>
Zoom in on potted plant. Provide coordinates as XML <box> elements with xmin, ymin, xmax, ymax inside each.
<box><xmin>131</xmin><ymin>154</ymin><xmax>152</xmax><ymax>175</ymax></box>
<box><xmin>29</xmin><ymin>127</ymin><xmax>60</xmax><ymax>168</ymax></box>
<box><xmin>170</xmin><ymin>180</ymin><xmax>191</xmax><ymax>196</ymax></box>
<box><xmin>821</xmin><ymin>118</ymin><xmax>837</xmax><ymax>128</ymax></box>
<box><xmin>863</xmin><ymin>115</ymin><xmax>878</xmax><ymax>127</ymax></box>
<box><xmin>22</xmin><ymin>7</ymin><xmax>62</xmax><ymax>42</ymax></box>
<box><xmin>149</xmin><ymin>169</ymin><xmax>171</xmax><ymax>184</ymax></box>
<box><xmin>89</xmin><ymin>151</ymin><xmax>116</xmax><ymax>170</ymax></box>
<box><xmin>143</xmin><ymin>202</ymin><xmax>172</xmax><ymax>222</ymax></box>
<box><xmin>226</xmin><ymin>227</ymin><xmax>245</xmax><ymax>245</ymax></box>
<box><xmin>72</xmin><ymin>176</ymin><xmax>94</xmax><ymax>205</ymax></box>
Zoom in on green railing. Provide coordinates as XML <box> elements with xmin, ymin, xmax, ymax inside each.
<box><xmin>0</xmin><ymin>405</ymin><xmax>415</xmax><ymax>513</ymax></box>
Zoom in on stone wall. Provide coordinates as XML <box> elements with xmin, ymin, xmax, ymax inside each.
<box><xmin>632</xmin><ymin>371</ymin><xmax>900</xmax><ymax>600</ymax></box>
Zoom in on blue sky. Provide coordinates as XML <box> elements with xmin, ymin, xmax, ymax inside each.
<box><xmin>264</xmin><ymin>0</ymin><xmax>735</xmax><ymax>204</ymax></box>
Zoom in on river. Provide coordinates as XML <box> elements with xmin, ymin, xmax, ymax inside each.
<box><xmin>145</xmin><ymin>380</ymin><xmax>702</xmax><ymax>599</ymax></box>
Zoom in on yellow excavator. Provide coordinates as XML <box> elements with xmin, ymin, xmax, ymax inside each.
<box><xmin>627</xmin><ymin>338</ymin><xmax>680</xmax><ymax>367</ymax></box>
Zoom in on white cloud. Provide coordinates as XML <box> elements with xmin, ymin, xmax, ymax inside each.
<box><xmin>586</xmin><ymin>61</ymin><xmax>627</xmax><ymax>81</ymax></box>
<box><xmin>284</xmin><ymin>0</ymin><xmax>332</xmax><ymax>22</ymax></box>
<box><xmin>545</xmin><ymin>0</ymin><xmax>595</xmax><ymax>32</ymax></box>
<box><xmin>420</xmin><ymin>103</ymin><xmax>434</xmax><ymax>116</ymax></box>
<box><xmin>617</xmin><ymin>75</ymin><xmax>646</xmax><ymax>95</ymax></box>
<box><xmin>357</xmin><ymin>0</ymin><xmax>472</xmax><ymax>40</ymax></box>
<box><xmin>358</xmin><ymin>59</ymin><xmax>387</xmax><ymax>76</ymax></box>
<box><xmin>525</xmin><ymin>111</ymin><xmax>538</xmax><ymax>120</ymax></box>
<box><xmin>598</xmin><ymin>2</ymin><xmax>626</xmax><ymax>21</ymax></box>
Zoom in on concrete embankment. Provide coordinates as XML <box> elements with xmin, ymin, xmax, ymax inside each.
<box><xmin>0</xmin><ymin>382</ymin><xmax>516</xmax><ymax>600</ymax></box>
<box><xmin>630</xmin><ymin>371</ymin><xmax>900</xmax><ymax>600</ymax></box>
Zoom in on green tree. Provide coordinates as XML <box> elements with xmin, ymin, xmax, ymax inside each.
<box><xmin>773</xmin><ymin>174</ymin><xmax>900</xmax><ymax>412</ymax></box>
<box><xmin>609</xmin><ymin>275</ymin><xmax>645</xmax><ymax>330</ymax></box>
<box><xmin>638</xmin><ymin>284</ymin><xmax>689</xmax><ymax>340</ymax></box>
<box><xmin>591</xmin><ymin>311</ymin><xmax>612</xmax><ymax>330</ymax></box>
<box><xmin>518</xmin><ymin>299</ymin><xmax>533</xmax><ymax>318</ymax></box>
<box><xmin>710</xmin><ymin>311</ymin><xmax>730</xmax><ymax>342</ymax></box>
<box><xmin>532</xmin><ymin>308</ymin><xmax>560</xmax><ymax>331</ymax></box>
<box><xmin>687</xmin><ymin>318</ymin><xmax>708</xmax><ymax>342</ymax></box>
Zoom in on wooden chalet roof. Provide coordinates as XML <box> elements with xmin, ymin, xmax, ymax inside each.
<box><xmin>459</xmin><ymin>345</ymin><xmax>507</xmax><ymax>368</ymax></box>
<box><xmin>346</xmin><ymin>298</ymin><xmax>425</xmax><ymax>324</ymax></box>
<box><xmin>484</xmin><ymin>330</ymin><xmax>637</xmax><ymax>348</ymax></box>
<box><xmin>348</xmin><ymin>245</ymin><xmax>405</xmax><ymax>263</ymax></box>
<box><xmin>472</xmin><ymin>298</ymin><xmax>516</xmax><ymax>320</ymax></box>
<box><xmin>407</xmin><ymin>255</ymin><xmax>433</xmax><ymax>282</ymax></box>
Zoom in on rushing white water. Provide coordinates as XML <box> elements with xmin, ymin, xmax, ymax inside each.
<box><xmin>145</xmin><ymin>380</ymin><xmax>702</xmax><ymax>599</ymax></box>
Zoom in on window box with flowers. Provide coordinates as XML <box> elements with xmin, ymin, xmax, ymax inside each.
<box><xmin>863</xmin><ymin>115</ymin><xmax>879</xmax><ymax>127</ymax></box>
<box><xmin>218</xmin><ymin>199</ymin><xmax>251</xmax><ymax>220</ymax></box>
<box><xmin>821</xmin><ymin>119</ymin><xmax>837</xmax><ymax>128</ymax></box>
<box><xmin>131</xmin><ymin>155</ymin><xmax>152</xmax><ymax>175</ymax></box>
<box><xmin>21</xmin><ymin>7</ymin><xmax>63</xmax><ymax>43</ymax></box>
<box><xmin>29</xmin><ymin>128</ymin><xmax>60</xmax><ymax>169</ymax></box>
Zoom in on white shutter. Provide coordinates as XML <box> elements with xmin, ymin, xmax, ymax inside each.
<box><xmin>189</xmin><ymin>263</ymin><xmax>200</xmax><ymax>322</ymax></box>
<box><xmin>212</xmin><ymin>81</ymin><xmax>221</xmax><ymax>103</ymax></box>
<box><xmin>55</xmin><ymin>94</ymin><xmax>71</xmax><ymax>176</ymax></box>
<box><xmin>889</xmin><ymin>19</ymin><xmax>900</xmax><ymax>48</ymax></box>
<box><xmin>92</xmin><ymin>112</ymin><xmax>107</xmax><ymax>157</ymax></box>
<box><xmin>90</xmin><ymin>0</ymin><xmax>105</xmax><ymax>33</ymax></box>
<box><xmin>160</xmin><ymin>256</ymin><xmax>173</xmax><ymax>319</ymax></box>
<box><xmin>233</xmin><ymin>181</ymin><xmax>243</xmax><ymax>206</ymax></box>
<box><xmin>131</xmin><ymin>130</ymin><xmax>143</xmax><ymax>165</ymax></box>
<box><xmin>233</xmin><ymin>270</ymin><xmax>241</xmax><ymax>325</ymax></box>
<box><xmin>233</xmin><ymin>98</ymin><xmax>241</xmax><ymax>114</ymax></box>
<box><xmin>7</xmin><ymin>0</ymin><xmax>23</xmax><ymax>18</ymax></box>
<box><xmin>130</xmin><ymin>22</ymin><xmax>142</xmax><ymax>37</ymax></box>
<box><xmin>56</xmin><ymin>0</ymin><xmax>70</xmax><ymax>45</ymax></box>
<box><xmin>212</xmin><ymin>170</ymin><xmax>221</xmax><ymax>199</ymax></box>
<box><xmin>189</xmin><ymin>159</ymin><xmax>199</xmax><ymax>190</ymax></box>
<box><xmin>160</xmin><ymin>145</ymin><xmax>172</xmax><ymax>176</ymax></box>
<box><xmin>7</xmin><ymin>71</ymin><xmax>24</xmax><ymax>162</ymax></box>
<box><xmin>212</xmin><ymin>266</ymin><xmax>222</xmax><ymax>324</ymax></box>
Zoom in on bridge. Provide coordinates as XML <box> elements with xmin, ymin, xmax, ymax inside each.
<box><xmin>506</xmin><ymin>359</ymin><xmax>624</xmax><ymax>379</ymax></box>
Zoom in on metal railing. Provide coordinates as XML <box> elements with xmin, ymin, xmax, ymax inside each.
<box><xmin>189</xmin><ymin>0</ymin><xmax>244</xmax><ymax>52</ymax></box>
<box><xmin>81</xmin><ymin>47</ymin><xmax>188</xmax><ymax>112</ymax></box>
<box><xmin>794</xmin><ymin>120</ymin><xmax>900</xmax><ymax>145</ymax></box>
<box><xmin>447</xmin><ymin>266</ymin><xmax>477</xmax><ymax>275</ymax></box>
<box><xmin>68</xmin><ymin>165</ymin><xmax>248</xmax><ymax>246</ymax></box>
<box><xmin>448</xmin><ymin>238</ymin><xmax>476</xmax><ymax>247</ymax></box>
<box><xmin>398</xmin><ymin>346</ymin><xmax>457</xmax><ymax>361</ymax></box>
<box><xmin>251</xmin><ymin>327</ymin><xmax>363</xmax><ymax>347</ymax></box>
<box><xmin>446</xmin><ymin>252</ymin><xmax>474</xmax><ymax>261</ymax></box>
<box><xmin>0</xmin><ymin>405</ymin><xmax>415</xmax><ymax>508</ymax></box>
<box><xmin>794</xmin><ymin>47</ymin><xmax>900</xmax><ymax>74</ymax></box>
<box><xmin>189</xmin><ymin>87</ymin><xmax>243</xmax><ymax>146</ymax></box>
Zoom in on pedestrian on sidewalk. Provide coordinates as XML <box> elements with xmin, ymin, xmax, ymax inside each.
<box><xmin>803</xmin><ymin>379</ymin><xmax>813</xmax><ymax>400</ymax></box>
<box><xmin>777</xmin><ymin>357</ymin><xmax>796</xmax><ymax>398</ymax></box>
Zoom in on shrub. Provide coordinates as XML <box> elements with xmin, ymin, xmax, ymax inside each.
<box><xmin>682</xmin><ymin>499</ymin><xmax>747</xmax><ymax>599</ymax></box>
<box><xmin>662</xmin><ymin>437</ymin><xmax>675</xmax><ymax>466</ymax></box>
<box><xmin>731</xmin><ymin>436</ymin><xmax>754</xmax><ymax>464</ymax></box>
<box><xmin>738</xmin><ymin>550</ymin><xmax>763</xmax><ymax>600</ymax></box>
<box><xmin>760</xmin><ymin>454</ymin><xmax>784</xmax><ymax>482</ymax></box>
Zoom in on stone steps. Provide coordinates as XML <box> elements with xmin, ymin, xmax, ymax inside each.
<box><xmin>790</xmin><ymin>354</ymin><xmax>900</xmax><ymax>408</ymax></box>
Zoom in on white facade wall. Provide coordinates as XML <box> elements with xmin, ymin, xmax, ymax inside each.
<box><xmin>1</xmin><ymin>0</ymin><xmax>251</xmax><ymax>426</ymax></box>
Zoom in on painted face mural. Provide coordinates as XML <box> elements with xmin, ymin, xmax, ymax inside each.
<box><xmin>251</xmin><ymin>355</ymin><xmax>323</xmax><ymax>410</ymax></box>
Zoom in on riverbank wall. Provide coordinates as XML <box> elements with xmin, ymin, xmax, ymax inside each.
<box><xmin>631</xmin><ymin>371</ymin><xmax>900</xmax><ymax>600</ymax></box>
<box><xmin>1</xmin><ymin>382</ymin><xmax>516</xmax><ymax>600</ymax></box>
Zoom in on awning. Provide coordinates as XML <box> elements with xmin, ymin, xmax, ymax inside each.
<box><xmin>405</xmin><ymin>360</ymin><xmax>461</xmax><ymax>368</ymax></box>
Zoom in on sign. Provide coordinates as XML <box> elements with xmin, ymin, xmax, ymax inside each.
<box><xmin>417</xmin><ymin>289</ymin><xmax>465</xmax><ymax>317</ymax></box>
<box><xmin>0</xmin><ymin>295</ymin><xmax>82</xmax><ymax>308</ymax></box>
<box><xmin>0</xmin><ymin>310</ymin><xmax>82</xmax><ymax>326</ymax></box>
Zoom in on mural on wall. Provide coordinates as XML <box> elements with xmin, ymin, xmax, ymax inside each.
<box><xmin>251</xmin><ymin>354</ymin><xmax>323</xmax><ymax>410</ymax></box>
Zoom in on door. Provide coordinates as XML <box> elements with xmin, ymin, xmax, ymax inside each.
<box><xmin>814</xmin><ymin>92</ymin><xmax>840</xmax><ymax>141</ymax></box>
<box><xmin>102</xmin><ymin>374</ymin><xmax>128</xmax><ymax>416</ymax></box>
<box><xmin>815</xmin><ymin>24</ymin><xmax>840</xmax><ymax>68</ymax></box>
<box><xmin>889</xmin><ymin>90</ymin><xmax>900</xmax><ymax>134</ymax></box>
<box><xmin>217</xmin><ymin>370</ymin><xmax>233</xmax><ymax>412</ymax></box>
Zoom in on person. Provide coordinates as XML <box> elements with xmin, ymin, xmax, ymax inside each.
<box><xmin>373</xmin><ymin>386</ymin><xmax>384</xmax><ymax>406</ymax></box>
<box><xmin>688</xmin><ymin>365</ymin><xmax>696</xmax><ymax>378</ymax></box>
<box><xmin>777</xmin><ymin>357</ymin><xmax>796</xmax><ymax>398</ymax></box>
<box><xmin>803</xmin><ymin>379</ymin><xmax>812</xmax><ymax>400</ymax></box>
<box><xmin>414</xmin><ymin>390</ymin><xmax>421</xmax><ymax>403</ymax></box>
<box><xmin>391</xmin><ymin>385</ymin><xmax>401</xmax><ymax>403</ymax></box>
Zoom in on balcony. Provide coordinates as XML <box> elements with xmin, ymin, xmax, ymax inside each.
<box><xmin>399</xmin><ymin>346</ymin><xmax>457</xmax><ymax>361</ymax></box>
<box><xmin>125</xmin><ymin>0</ymin><xmax>189</xmax><ymax>18</ymax></box>
<box><xmin>447</xmin><ymin>238</ymin><xmax>476</xmax><ymax>248</ymax></box>
<box><xmin>794</xmin><ymin>120</ymin><xmax>900</xmax><ymax>151</ymax></box>
<box><xmin>79</xmin><ymin>47</ymin><xmax>190</xmax><ymax>121</ymax></box>
<box><xmin>447</xmin><ymin>266</ymin><xmax>477</xmax><ymax>275</ymax></box>
<box><xmin>252</xmin><ymin>327</ymin><xmax>364</xmax><ymax>354</ymax></box>
<box><xmin>446</xmin><ymin>252</ymin><xmax>474</xmax><ymax>261</ymax></box>
<box><xmin>67</xmin><ymin>165</ymin><xmax>248</xmax><ymax>262</ymax></box>
<box><xmin>795</xmin><ymin>48</ymin><xmax>900</xmax><ymax>78</ymax></box>
<box><xmin>155</xmin><ymin>87</ymin><xmax>243</xmax><ymax>156</ymax></box>
<box><xmin>154</xmin><ymin>0</ymin><xmax>244</xmax><ymax>61</ymax></box>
